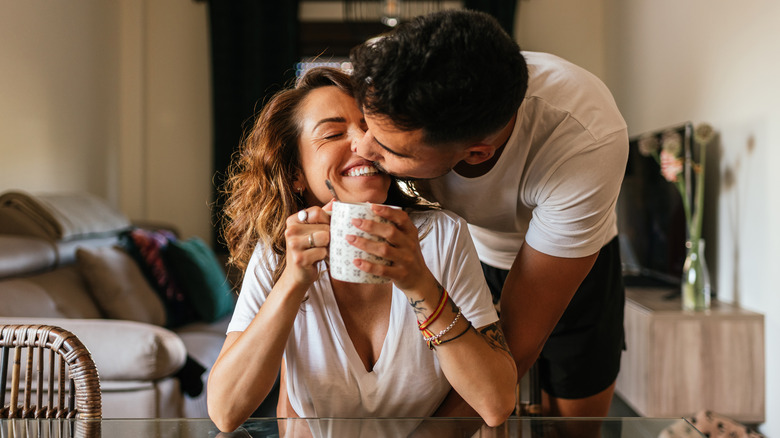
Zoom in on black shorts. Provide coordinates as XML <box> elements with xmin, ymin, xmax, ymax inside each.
<box><xmin>481</xmin><ymin>236</ymin><xmax>626</xmax><ymax>399</ymax></box>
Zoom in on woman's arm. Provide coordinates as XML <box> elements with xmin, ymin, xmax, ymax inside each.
<box><xmin>350</xmin><ymin>206</ymin><xmax>517</xmax><ymax>427</ymax></box>
<box><xmin>408</xmin><ymin>280</ymin><xmax>517</xmax><ymax>427</ymax></box>
<box><xmin>207</xmin><ymin>207</ymin><xmax>331</xmax><ymax>432</ymax></box>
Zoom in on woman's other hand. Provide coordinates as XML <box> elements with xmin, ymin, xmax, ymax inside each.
<box><xmin>282</xmin><ymin>203</ymin><xmax>332</xmax><ymax>286</ymax></box>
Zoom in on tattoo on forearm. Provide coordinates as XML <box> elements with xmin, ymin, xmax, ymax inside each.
<box><xmin>448</xmin><ymin>296</ymin><xmax>458</xmax><ymax>314</ymax></box>
<box><xmin>479</xmin><ymin>323</ymin><xmax>512</xmax><ymax>354</ymax></box>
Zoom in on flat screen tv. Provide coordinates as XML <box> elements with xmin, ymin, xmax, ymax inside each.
<box><xmin>617</xmin><ymin>122</ymin><xmax>693</xmax><ymax>287</ymax></box>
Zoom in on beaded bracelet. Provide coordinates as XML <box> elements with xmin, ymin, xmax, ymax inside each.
<box><xmin>437</xmin><ymin>320</ymin><xmax>473</xmax><ymax>346</ymax></box>
<box><xmin>422</xmin><ymin>308</ymin><xmax>462</xmax><ymax>349</ymax></box>
<box><xmin>417</xmin><ymin>288</ymin><xmax>449</xmax><ymax>331</ymax></box>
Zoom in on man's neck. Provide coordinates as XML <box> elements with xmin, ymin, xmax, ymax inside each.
<box><xmin>453</xmin><ymin>113</ymin><xmax>517</xmax><ymax>178</ymax></box>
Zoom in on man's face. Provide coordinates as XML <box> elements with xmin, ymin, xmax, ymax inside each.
<box><xmin>352</xmin><ymin>113</ymin><xmax>462</xmax><ymax>180</ymax></box>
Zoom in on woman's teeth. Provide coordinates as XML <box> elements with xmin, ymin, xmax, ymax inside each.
<box><xmin>344</xmin><ymin>165</ymin><xmax>379</xmax><ymax>177</ymax></box>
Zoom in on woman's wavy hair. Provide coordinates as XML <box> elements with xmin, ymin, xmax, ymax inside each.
<box><xmin>221</xmin><ymin>67</ymin><xmax>424</xmax><ymax>283</ymax></box>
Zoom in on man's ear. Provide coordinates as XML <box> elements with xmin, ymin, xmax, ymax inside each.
<box><xmin>460</xmin><ymin>144</ymin><xmax>497</xmax><ymax>165</ymax></box>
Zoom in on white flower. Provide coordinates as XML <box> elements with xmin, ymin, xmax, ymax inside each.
<box><xmin>694</xmin><ymin>123</ymin><xmax>715</xmax><ymax>146</ymax></box>
<box><xmin>638</xmin><ymin>134</ymin><xmax>658</xmax><ymax>157</ymax></box>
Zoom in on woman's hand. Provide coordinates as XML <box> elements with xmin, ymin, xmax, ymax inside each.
<box><xmin>281</xmin><ymin>203</ymin><xmax>332</xmax><ymax>287</ymax></box>
<box><xmin>346</xmin><ymin>204</ymin><xmax>437</xmax><ymax>293</ymax></box>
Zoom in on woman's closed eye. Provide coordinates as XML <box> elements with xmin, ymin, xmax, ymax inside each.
<box><xmin>323</xmin><ymin>132</ymin><xmax>344</xmax><ymax>140</ymax></box>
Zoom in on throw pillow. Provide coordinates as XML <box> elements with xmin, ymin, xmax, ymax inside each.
<box><xmin>163</xmin><ymin>237</ymin><xmax>235</xmax><ymax>323</ymax></box>
<box><xmin>76</xmin><ymin>246</ymin><xmax>166</xmax><ymax>326</ymax></box>
<box><xmin>119</xmin><ymin>228</ymin><xmax>196</xmax><ymax>328</ymax></box>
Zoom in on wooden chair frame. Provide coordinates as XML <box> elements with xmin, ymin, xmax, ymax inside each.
<box><xmin>1</xmin><ymin>324</ymin><xmax>101</xmax><ymax>420</ymax></box>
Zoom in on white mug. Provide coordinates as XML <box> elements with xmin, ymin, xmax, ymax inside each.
<box><xmin>329</xmin><ymin>201</ymin><xmax>395</xmax><ymax>284</ymax></box>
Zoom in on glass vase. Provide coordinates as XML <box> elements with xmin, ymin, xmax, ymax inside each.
<box><xmin>681</xmin><ymin>238</ymin><xmax>711</xmax><ymax>311</ymax></box>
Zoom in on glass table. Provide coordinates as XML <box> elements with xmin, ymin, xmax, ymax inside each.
<box><xmin>0</xmin><ymin>417</ymin><xmax>704</xmax><ymax>438</ymax></box>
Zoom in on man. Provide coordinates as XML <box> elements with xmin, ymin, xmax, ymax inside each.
<box><xmin>349</xmin><ymin>9</ymin><xmax>628</xmax><ymax>417</ymax></box>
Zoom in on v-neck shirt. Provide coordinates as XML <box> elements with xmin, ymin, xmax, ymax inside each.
<box><xmin>227</xmin><ymin>210</ymin><xmax>497</xmax><ymax>418</ymax></box>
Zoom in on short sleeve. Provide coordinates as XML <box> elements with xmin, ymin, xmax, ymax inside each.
<box><xmin>416</xmin><ymin>211</ymin><xmax>498</xmax><ymax>329</ymax></box>
<box><xmin>226</xmin><ymin>245</ymin><xmax>277</xmax><ymax>333</ymax></box>
<box><xmin>525</xmin><ymin>128</ymin><xmax>628</xmax><ymax>258</ymax></box>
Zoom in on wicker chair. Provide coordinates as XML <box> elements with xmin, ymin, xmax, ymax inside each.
<box><xmin>1</xmin><ymin>324</ymin><xmax>101</xmax><ymax>420</ymax></box>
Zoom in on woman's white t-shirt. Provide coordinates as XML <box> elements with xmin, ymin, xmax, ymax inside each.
<box><xmin>227</xmin><ymin>210</ymin><xmax>497</xmax><ymax>418</ymax></box>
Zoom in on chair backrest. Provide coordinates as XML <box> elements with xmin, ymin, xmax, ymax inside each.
<box><xmin>0</xmin><ymin>324</ymin><xmax>101</xmax><ymax>419</ymax></box>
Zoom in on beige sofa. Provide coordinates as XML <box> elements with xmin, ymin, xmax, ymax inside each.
<box><xmin>0</xmin><ymin>191</ymin><xmax>234</xmax><ymax>418</ymax></box>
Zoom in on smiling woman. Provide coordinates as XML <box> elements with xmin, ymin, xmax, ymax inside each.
<box><xmin>295</xmin><ymin>85</ymin><xmax>391</xmax><ymax>207</ymax></box>
<box><xmin>208</xmin><ymin>67</ymin><xmax>517</xmax><ymax>433</ymax></box>
<box><xmin>220</xmin><ymin>68</ymin><xmax>420</xmax><ymax>282</ymax></box>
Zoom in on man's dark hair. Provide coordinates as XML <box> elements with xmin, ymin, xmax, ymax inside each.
<box><xmin>350</xmin><ymin>9</ymin><xmax>528</xmax><ymax>147</ymax></box>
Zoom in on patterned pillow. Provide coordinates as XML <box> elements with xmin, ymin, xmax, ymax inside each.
<box><xmin>119</xmin><ymin>228</ymin><xmax>197</xmax><ymax>328</ymax></box>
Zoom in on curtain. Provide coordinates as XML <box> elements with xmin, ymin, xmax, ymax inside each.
<box><xmin>207</xmin><ymin>1</ymin><xmax>300</xmax><ymax>250</ymax></box>
<box><xmin>463</xmin><ymin>0</ymin><xmax>517</xmax><ymax>36</ymax></box>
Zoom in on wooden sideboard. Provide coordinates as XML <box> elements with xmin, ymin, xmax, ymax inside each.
<box><xmin>615</xmin><ymin>287</ymin><xmax>765</xmax><ymax>423</ymax></box>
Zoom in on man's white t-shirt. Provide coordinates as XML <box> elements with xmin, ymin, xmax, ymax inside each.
<box><xmin>227</xmin><ymin>210</ymin><xmax>497</xmax><ymax>418</ymax></box>
<box><xmin>423</xmin><ymin>51</ymin><xmax>629</xmax><ymax>270</ymax></box>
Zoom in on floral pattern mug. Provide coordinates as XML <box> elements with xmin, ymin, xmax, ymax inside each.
<box><xmin>329</xmin><ymin>201</ymin><xmax>395</xmax><ymax>284</ymax></box>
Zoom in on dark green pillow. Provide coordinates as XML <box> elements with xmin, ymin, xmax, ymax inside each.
<box><xmin>164</xmin><ymin>237</ymin><xmax>235</xmax><ymax>322</ymax></box>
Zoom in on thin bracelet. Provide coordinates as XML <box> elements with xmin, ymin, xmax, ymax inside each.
<box><xmin>438</xmin><ymin>320</ymin><xmax>473</xmax><ymax>345</ymax></box>
<box><xmin>418</xmin><ymin>288</ymin><xmax>449</xmax><ymax>330</ymax></box>
<box><xmin>423</xmin><ymin>308</ymin><xmax>462</xmax><ymax>349</ymax></box>
<box><xmin>422</xmin><ymin>308</ymin><xmax>462</xmax><ymax>342</ymax></box>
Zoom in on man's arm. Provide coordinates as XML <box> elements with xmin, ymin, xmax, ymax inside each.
<box><xmin>500</xmin><ymin>242</ymin><xmax>598</xmax><ymax>379</ymax></box>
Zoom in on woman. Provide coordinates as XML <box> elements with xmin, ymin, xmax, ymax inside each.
<box><xmin>207</xmin><ymin>67</ymin><xmax>516</xmax><ymax>432</ymax></box>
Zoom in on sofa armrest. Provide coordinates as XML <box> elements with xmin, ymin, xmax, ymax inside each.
<box><xmin>0</xmin><ymin>317</ymin><xmax>187</xmax><ymax>381</ymax></box>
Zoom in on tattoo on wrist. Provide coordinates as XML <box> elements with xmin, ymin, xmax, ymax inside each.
<box><xmin>407</xmin><ymin>282</ymin><xmax>445</xmax><ymax>319</ymax></box>
<box><xmin>408</xmin><ymin>297</ymin><xmax>426</xmax><ymax>318</ymax></box>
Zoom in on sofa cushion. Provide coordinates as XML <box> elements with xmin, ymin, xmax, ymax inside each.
<box><xmin>164</xmin><ymin>237</ymin><xmax>235</xmax><ymax>323</ymax></box>
<box><xmin>56</xmin><ymin>235</ymin><xmax>121</xmax><ymax>266</ymax></box>
<box><xmin>0</xmin><ymin>235</ymin><xmax>56</xmax><ymax>279</ymax></box>
<box><xmin>76</xmin><ymin>246</ymin><xmax>167</xmax><ymax>326</ymax></box>
<box><xmin>0</xmin><ymin>278</ymin><xmax>61</xmax><ymax>317</ymax></box>
<box><xmin>0</xmin><ymin>317</ymin><xmax>188</xmax><ymax>381</ymax></box>
<box><xmin>0</xmin><ymin>190</ymin><xmax>131</xmax><ymax>241</ymax></box>
<box><xmin>2</xmin><ymin>266</ymin><xmax>103</xmax><ymax>318</ymax></box>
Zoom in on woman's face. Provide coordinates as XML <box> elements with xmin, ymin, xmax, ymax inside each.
<box><xmin>296</xmin><ymin>86</ymin><xmax>391</xmax><ymax>206</ymax></box>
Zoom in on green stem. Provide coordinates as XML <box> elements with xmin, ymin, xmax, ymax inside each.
<box><xmin>651</xmin><ymin>151</ymin><xmax>693</xmax><ymax>232</ymax></box>
<box><xmin>676</xmin><ymin>179</ymin><xmax>691</xmax><ymax>233</ymax></box>
<box><xmin>690</xmin><ymin>141</ymin><xmax>707</xmax><ymax>243</ymax></box>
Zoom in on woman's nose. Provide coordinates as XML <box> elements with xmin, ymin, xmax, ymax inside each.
<box><xmin>351</xmin><ymin>129</ymin><xmax>374</xmax><ymax>158</ymax></box>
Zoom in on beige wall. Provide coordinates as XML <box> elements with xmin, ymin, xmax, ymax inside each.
<box><xmin>0</xmin><ymin>1</ymin><xmax>119</xmax><ymax>199</ymax></box>
<box><xmin>125</xmin><ymin>0</ymin><xmax>212</xmax><ymax>240</ymax></box>
<box><xmin>515</xmin><ymin>0</ymin><xmax>606</xmax><ymax>80</ymax></box>
<box><xmin>0</xmin><ymin>0</ymin><xmax>212</xmax><ymax>241</ymax></box>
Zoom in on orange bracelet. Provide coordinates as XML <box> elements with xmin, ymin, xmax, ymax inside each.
<box><xmin>418</xmin><ymin>288</ymin><xmax>449</xmax><ymax>330</ymax></box>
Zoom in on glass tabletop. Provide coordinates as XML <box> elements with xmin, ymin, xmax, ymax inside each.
<box><xmin>0</xmin><ymin>417</ymin><xmax>704</xmax><ymax>438</ymax></box>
